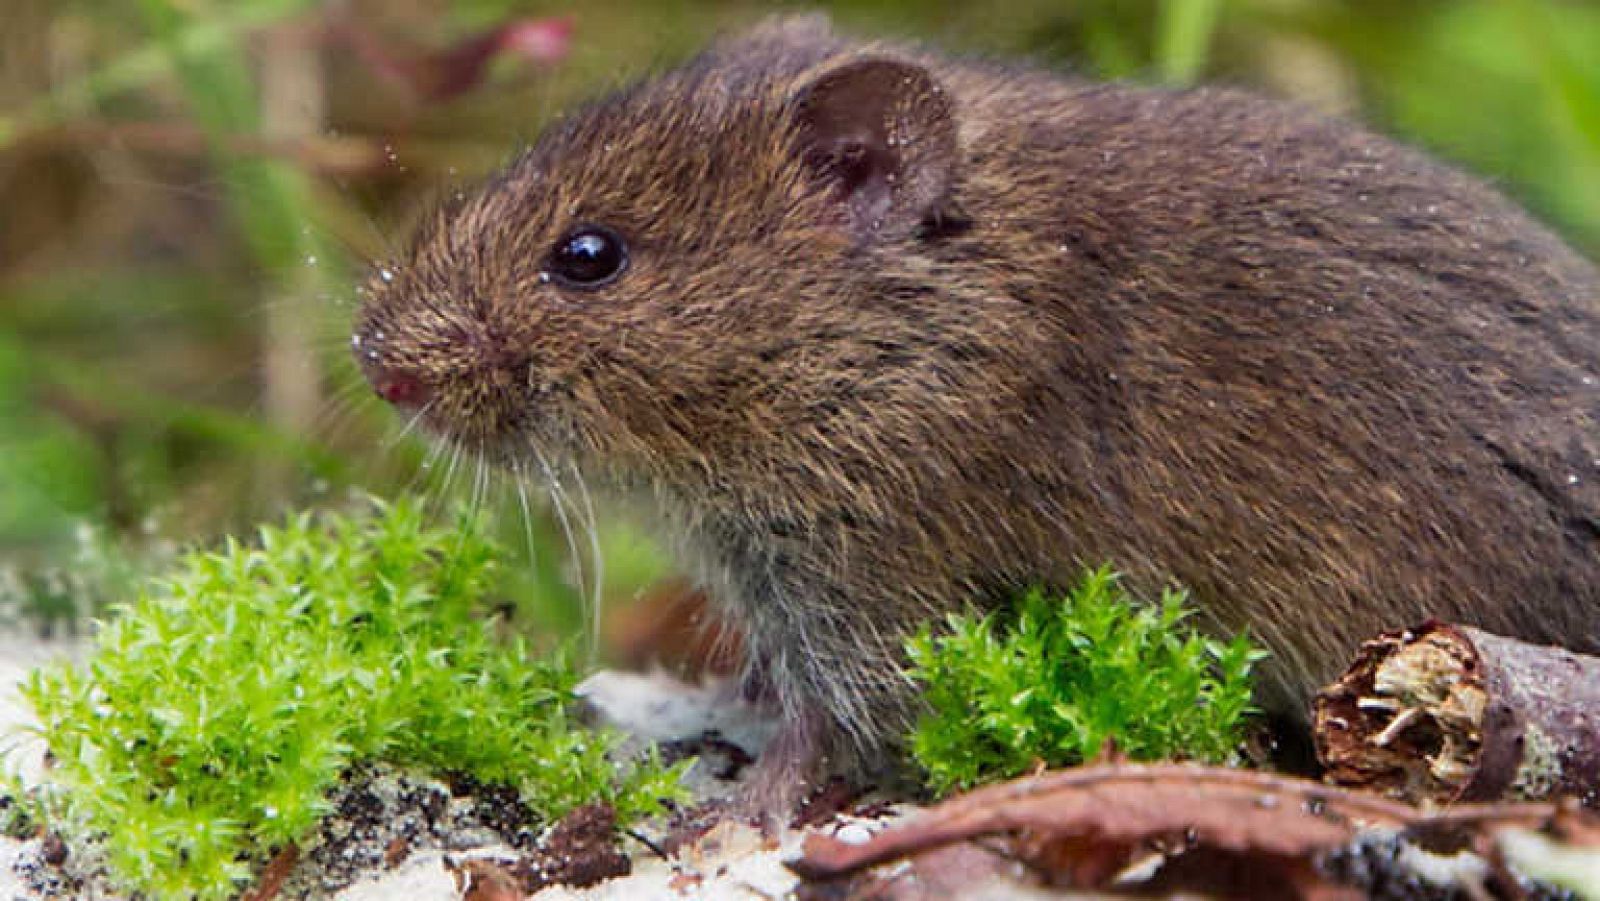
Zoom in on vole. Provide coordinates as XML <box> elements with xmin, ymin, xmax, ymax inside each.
<box><xmin>353</xmin><ymin>15</ymin><xmax>1600</xmax><ymax>806</ymax></box>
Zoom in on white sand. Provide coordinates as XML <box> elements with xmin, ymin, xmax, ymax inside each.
<box><xmin>0</xmin><ymin>632</ymin><xmax>85</xmax><ymax>898</ymax></box>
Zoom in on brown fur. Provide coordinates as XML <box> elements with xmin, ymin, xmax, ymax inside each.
<box><xmin>354</xmin><ymin>16</ymin><xmax>1600</xmax><ymax>801</ymax></box>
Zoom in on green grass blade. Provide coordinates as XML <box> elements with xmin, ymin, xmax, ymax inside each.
<box><xmin>0</xmin><ymin>0</ymin><xmax>311</xmax><ymax>150</ymax></box>
<box><xmin>1156</xmin><ymin>0</ymin><xmax>1223</xmax><ymax>85</ymax></box>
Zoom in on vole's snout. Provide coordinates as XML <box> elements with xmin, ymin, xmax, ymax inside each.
<box><xmin>369</xmin><ymin>365</ymin><xmax>432</xmax><ymax>409</ymax></box>
<box><xmin>351</xmin><ymin>330</ymin><xmax>433</xmax><ymax>410</ymax></box>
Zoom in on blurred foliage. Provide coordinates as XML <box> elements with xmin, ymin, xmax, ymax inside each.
<box><xmin>0</xmin><ymin>0</ymin><xmax>1595</xmax><ymax>640</ymax></box>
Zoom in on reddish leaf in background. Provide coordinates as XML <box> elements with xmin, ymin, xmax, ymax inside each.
<box><xmin>335</xmin><ymin>16</ymin><xmax>573</xmax><ymax>102</ymax></box>
<box><xmin>604</xmin><ymin>580</ymin><xmax>744</xmax><ymax>679</ymax></box>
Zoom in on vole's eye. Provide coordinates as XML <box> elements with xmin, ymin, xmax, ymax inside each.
<box><xmin>545</xmin><ymin>224</ymin><xmax>628</xmax><ymax>289</ymax></box>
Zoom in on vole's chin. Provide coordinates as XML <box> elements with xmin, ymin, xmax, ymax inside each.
<box><xmin>426</xmin><ymin>426</ymin><xmax>516</xmax><ymax>463</ymax></box>
<box><xmin>415</xmin><ymin>414</ymin><xmax>577</xmax><ymax>478</ymax></box>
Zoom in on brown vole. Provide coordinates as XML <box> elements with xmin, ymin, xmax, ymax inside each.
<box><xmin>353</xmin><ymin>16</ymin><xmax>1600</xmax><ymax>804</ymax></box>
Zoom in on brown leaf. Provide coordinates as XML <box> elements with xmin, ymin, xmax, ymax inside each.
<box><xmin>1550</xmin><ymin>799</ymin><xmax>1600</xmax><ymax>847</ymax></box>
<box><xmin>451</xmin><ymin>858</ymin><xmax>524</xmax><ymax>901</ymax></box>
<box><xmin>791</xmin><ymin>763</ymin><xmax>1558</xmax><ymax>899</ymax></box>
<box><xmin>383</xmin><ymin>833</ymin><xmax>410</xmax><ymax>868</ymax></box>
<box><xmin>513</xmin><ymin>802</ymin><xmax>630</xmax><ymax>892</ymax></box>
<box><xmin>604</xmin><ymin>580</ymin><xmax>743</xmax><ymax>678</ymax></box>
<box><xmin>39</xmin><ymin>832</ymin><xmax>67</xmax><ymax>867</ymax></box>
<box><xmin>667</xmin><ymin>869</ymin><xmax>704</xmax><ymax>893</ymax></box>
<box><xmin>792</xmin><ymin>778</ymin><xmax>867</xmax><ymax>831</ymax></box>
<box><xmin>241</xmin><ymin>842</ymin><xmax>300</xmax><ymax>901</ymax></box>
<box><xmin>795</xmin><ymin>841</ymin><xmax>1019</xmax><ymax>901</ymax></box>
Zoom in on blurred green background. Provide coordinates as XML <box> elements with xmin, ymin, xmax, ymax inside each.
<box><xmin>1</xmin><ymin>0</ymin><xmax>1597</xmax><ymax>640</ymax></box>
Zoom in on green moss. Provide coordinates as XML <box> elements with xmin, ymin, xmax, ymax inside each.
<box><xmin>19</xmin><ymin>498</ymin><xmax>684</xmax><ymax>900</ymax></box>
<box><xmin>0</xmin><ymin>778</ymin><xmax>37</xmax><ymax>841</ymax></box>
<box><xmin>906</xmin><ymin>566</ymin><xmax>1266</xmax><ymax>794</ymax></box>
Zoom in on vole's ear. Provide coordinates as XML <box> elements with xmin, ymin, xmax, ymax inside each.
<box><xmin>790</xmin><ymin>56</ymin><xmax>958</xmax><ymax>242</ymax></box>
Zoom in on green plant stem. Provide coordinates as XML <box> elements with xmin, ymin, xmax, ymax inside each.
<box><xmin>0</xmin><ymin>0</ymin><xmax>312</xmax><ymax>151</ymax></box>
<box><xmin>3</xmin><ymin>332</ymin><xmax>347</xmax><ymax>480</ymax></box>
<box><xmin>1156</xmin><ymin>0</ymin><xmax>1223</xmax><ymax>84</ymax></box>
<box><xmin>1502</xmin><ymin>0</ymin><xmax>1600</xmax><ymax>199</ymax></box>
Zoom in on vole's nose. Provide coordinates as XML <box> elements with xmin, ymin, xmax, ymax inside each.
<box><xmin>352</xmin><ymin>330</ymin><xmax>433</xmax><ymax>409</ymax></box>
<box><xmin>370</xmin><ymin>366</ymin><xmax>432</xmax><ymax>408</ymax></box>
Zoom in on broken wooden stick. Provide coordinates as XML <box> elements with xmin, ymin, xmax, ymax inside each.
<box><xmin>1313</xmin><ymin>620</ymin><xmax>1600</xmax><ymax>807</ymax></box>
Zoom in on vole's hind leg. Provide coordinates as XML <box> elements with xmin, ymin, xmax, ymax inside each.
<box><xmin>729</xmin><ymin>649</ymin><xmax>828</xmax><ymax>815</ymax></box>
<box><xmin>657</xmin><ymin>702</ymin><xmax>824</xmax><ymax>850</ymax></box>
<box><xmin>734</xmin><ymin>704</ymin><xmax>828</xmax><ymax>822</ymax></box>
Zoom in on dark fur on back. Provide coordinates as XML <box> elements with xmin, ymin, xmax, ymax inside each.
<box><xmin>356</xmin><ymin>15</ymin><xmax>1600</xmax><ymax>791</ymax></box>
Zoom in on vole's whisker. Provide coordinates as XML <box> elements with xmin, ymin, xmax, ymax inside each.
<box><xmin>568</xmin><ymin>459</ymin><xmax>605</xmax><ymax>662</ymax></box>
<box><xmin>511</xmin><ymin>458</ymin><xmax>542</xmax><ymax>581</ymax></box>
<box><xmin>326</xmin><ymin>168</ymin><xmax>401</xmax><ymax>264</ymax></box>
<box><xmin>402</xmin><ymin>438</ymin><xmax>444</xmax><ymax>502</ymax></box>
<box><xmin>386</xmin><ymin>398</ymin><xmax>437</xmax><ymax>450</ymax></box>
<box><xmin>313</xmin><ymin>376</ymin><xmax>373</xmax><ymax>431</ymax></box>
<box><xmin>433</xmin><ymin>441</ymin><xmax>464</xmax><ymax>521</ymax></box>
<box><xmin>466</xmin><ymin>449</ymin><xmax>481</xmax><ymax>519</ymax></box>
<box><xmin>533</xmin><ymin>444</ymin><xmax>590</xmax><ymax>660</ymax></box>
<box><xmin>475</xmin><ymin>449</ymin><xmax>492</xmax><ymax>522</ymax></box>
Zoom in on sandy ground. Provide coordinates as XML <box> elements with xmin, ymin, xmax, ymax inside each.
<box><xmin>1</xmin><ymin>632</ymin><xmax>82</xmax><ymax>899</ymax></box>
<box><xmin>324</xmin><ymin>670</ymin><xmax>917</xmax><ymax>899</ymax></box>
<box><xmin>320</xmin><ymin>671</ymin><xmax>835</xmax><ymax>901</ymax></box>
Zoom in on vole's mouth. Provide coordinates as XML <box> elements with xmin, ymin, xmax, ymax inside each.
<box><xmin>352</xmin><ymin>324</ymin><xmax>539</xmax><ymax>451</ymax></box>
<box><xmin>369</xmin><ymin>366</ymin><xmax>433</xmax><ymax>410</ymax></box>
<box><xmin>352</xmin><ymin>328</ymin><xmax>430</xmax><ymax>408</ymax></box>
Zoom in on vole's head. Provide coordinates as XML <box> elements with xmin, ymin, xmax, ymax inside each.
<box><xmin>354</xmin><ymin>20</ymin><xmax>961</xmax><ymax>481</ymax></box>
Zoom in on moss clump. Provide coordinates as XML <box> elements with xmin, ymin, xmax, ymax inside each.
<box><xmin>906</xmin><ymin>566</ymin><xmax>1266</xmax><ymax>794</ymax></box>
<box><xmin>20</xmin><ymin>498</ymin><xmax>682</xmax><ymax>900</ymax></box>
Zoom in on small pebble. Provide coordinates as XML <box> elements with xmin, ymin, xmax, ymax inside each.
<box><xmin>833</xmin><ymin>821</ymin><xmax>875</xmax><ymax>845</ymax></box>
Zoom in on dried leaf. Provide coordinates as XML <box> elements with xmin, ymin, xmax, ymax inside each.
<box><xmin>514</xmin><ymin>802</ymin><xmax>630</xmax><ymax>892</ymax></box>
<box><xmin>605</xmin><ymin>580</ymin><xmax>742</xmax><ymax>678</ymax></box>
<box><xmin>451</xmin><ymin>858</ymin><xmax>523</xmax><ymax>901</ymax></box>
<box><xmin>791</xmin><ymin>764</ymin><xmax>1558</xmax><ymax>899</ymax></box>
<box><xmin>241</xmin><ymin>842</ymin><xmax>299</xmax><ymax>901</ymax></box>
